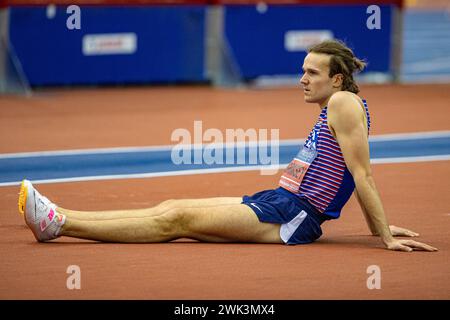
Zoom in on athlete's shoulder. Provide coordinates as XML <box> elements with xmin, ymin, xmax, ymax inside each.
<box><xmin>329</xmin><ymin>91</ymin><xmax>363</xmax><ymax>108</ymax></box>
<box><xmin>328</xmin><ymin>91</ymin><xmax>365</xmax><ymax>116</ymax></box>
<box><xmin>328</xmin><ymin>91</ymin><xmax>366</xmax><ymax>131</ymax></box>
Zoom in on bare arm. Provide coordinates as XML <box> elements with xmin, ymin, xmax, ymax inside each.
<box><xmin>355</xmin><ymin>190</ymin><xmax>419</xmax><ymax>237</ymax></box>
<box><xmin>327</xmin><ymin>92</ymin><xmax>437</xmax><ymax>252</ymax></box>
<box><xmin>354</xmin><ymin>189</ymin><xmax>378</xmax><ymax>235</ymax></box>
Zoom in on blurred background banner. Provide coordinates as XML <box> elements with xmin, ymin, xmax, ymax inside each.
<box><xmin>217</xmin><ymin>2</ymin><xmax>399</xmax><ymax>85</ymax></box>
<box><xmin>0</xmin><ymin>0</ymin><xmax>449</xmax><ymax>90</ymax></box>
<box><xmin>401</xmin><ymin>0</ymin><xmax>450</xmax><ymax>83</ymax></box>
<box><xmin>3</xmin><ymin>1</ymin><xmax>208</xmax><ymax>86</ymax></box>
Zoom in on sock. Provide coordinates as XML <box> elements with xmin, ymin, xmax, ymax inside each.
<box><xmin>54</xmin><ymin>213</ymin><xmax>66</xmax><ymax>237</ymax></box>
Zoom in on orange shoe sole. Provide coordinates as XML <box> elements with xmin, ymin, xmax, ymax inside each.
<box><xmin>18</xmin><ymin>180</ymin><xmax>27</xmax><ymax>215</ymax></box>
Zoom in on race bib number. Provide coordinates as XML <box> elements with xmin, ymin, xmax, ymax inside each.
<box><xmin>278</xmin><ymin>147</ymin><xmax>317</xmax><ymax>193</ymax></box>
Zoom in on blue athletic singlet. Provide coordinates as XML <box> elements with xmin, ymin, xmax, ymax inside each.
<box><xmin>242</xmin><ymin>98</ymin><xmax>371</xmax><ymax>244</ymax></box>
<box><xmin>295</xmin><ymin>99</ymin><xmax>371</xmax><ymax>218</ymax></box>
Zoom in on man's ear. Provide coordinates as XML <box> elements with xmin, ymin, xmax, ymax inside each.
<box><xmin>332</xmin><ymin>73</ymin><xmax>344</xmax><ymax>88</ymax></box>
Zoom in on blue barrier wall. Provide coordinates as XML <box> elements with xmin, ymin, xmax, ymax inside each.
<box><xmin>7</xmin><ymin>3</ymin><xmax>395</xmax><ymax>85</ymax></box>
<box><xmin>224</xmin><ymin>5</ymin><xmax>393</xmax><ymax>79</ymax></box>
<box><xmin>8</xmin><ymin>6</ymin><xmax>206</xmax><ymax>85</ymax></box>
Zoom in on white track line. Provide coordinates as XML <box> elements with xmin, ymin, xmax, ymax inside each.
<box><xmin>367</xmin><ymin>130</ymin><xmax>450</xmax><ymax>141</ymax></box>
<box><xmin>0</xmin><ymin>165</ymin><xmax>271</xmax><ymax>187</ymax></box>
<box><xmin>371</xmin><ymin>155</ymin><xmax>450</xmax><ymax>164</ymax></box>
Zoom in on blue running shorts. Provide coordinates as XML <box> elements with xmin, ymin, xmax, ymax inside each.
<box><xmin>242</xmin><ymin>187</ymin><xmax>331</xmax><ymax>245</ymax></box>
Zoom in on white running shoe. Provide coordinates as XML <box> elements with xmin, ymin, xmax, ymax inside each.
<box><xmin>18</xmin><ymin>179</ymin><xmax>65</xmax><ymax>242</ymax></box>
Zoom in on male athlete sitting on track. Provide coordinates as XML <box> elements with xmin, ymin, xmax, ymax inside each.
<box><xmin>18</xmin><ymin>39</ymin><xmax>437</xmax><ymax>252</ymax></box>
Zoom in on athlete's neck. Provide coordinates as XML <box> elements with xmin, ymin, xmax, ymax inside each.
<box><xmin>318</xmin><ymin>97</ymin><xmax>330</xmax><ymax>109</ymax></box>
<box><xmin>319</xmin><ymin>89</ymin><xmax>343</xmax><ymax>109</ymax></box>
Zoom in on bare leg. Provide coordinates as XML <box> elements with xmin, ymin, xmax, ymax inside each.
<box><xmin>59</xmin><ymin>203</ymin><xmax>282</xmax><ymax>244</ymax></box>
<box><xmin>57</xmin><ymin>197</ymin><xmax>242</xmax><ymax>221</ymax></box>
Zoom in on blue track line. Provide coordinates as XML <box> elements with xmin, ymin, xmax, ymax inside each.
<box><xmin>1</xmin><ymin>133</ymin><xmax>449</xmax><ymax>186</ymax></box>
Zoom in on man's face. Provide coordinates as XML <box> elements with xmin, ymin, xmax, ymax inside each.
<box><xmin>300</xmin><ymin>53</ymin><xmax>337</xmax><ymax>106</ymax></box>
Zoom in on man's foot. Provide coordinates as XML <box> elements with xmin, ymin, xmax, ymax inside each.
<box><xmin>18</xmin><ymin>179</ymin><xmax>65</xmax><ymax>242</ymax></box>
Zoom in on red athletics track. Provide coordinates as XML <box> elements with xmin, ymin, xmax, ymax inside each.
<box><xmin>0</xmin><ymin>84</ymin><xmax>449</xmax><ymax>299</ymax></box>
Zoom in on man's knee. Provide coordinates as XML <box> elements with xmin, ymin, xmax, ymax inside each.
<box><xmin>160</xmin><ymin>207</ymin><xmax>192</xmax><ymax>236</ymax></box>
